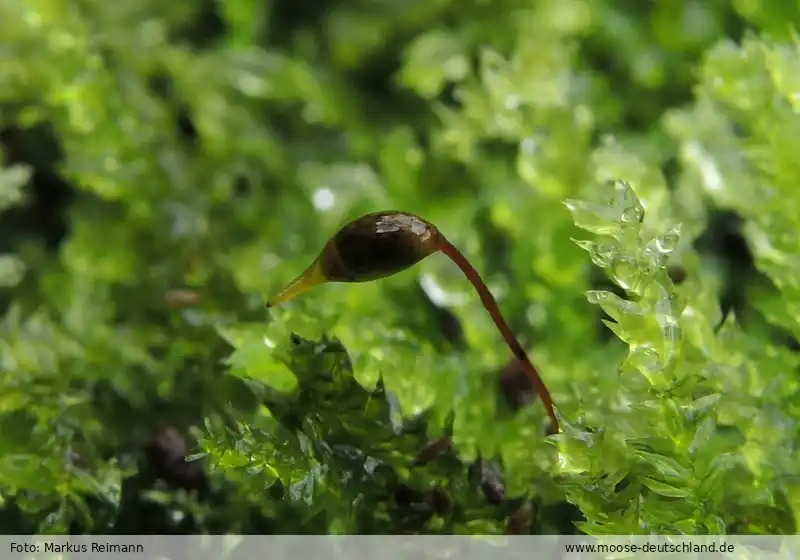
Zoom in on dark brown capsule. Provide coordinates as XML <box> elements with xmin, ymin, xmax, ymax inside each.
<box><xmin>393</xmin><ymin>483</ymin><xmax>426</xmax><ymax>506</ymax></box>
<box><xmin>498</xmin><ymin>358</ymin><xmax>537</xmax><ymax>412</ymax></box>
<box><xmin>266</xmin><ymin>211</ymin><xmax>440</xmax><ymax>307</ymax></box>
<box><xmin>505</xmin><ymin>500</ymin><xmax>536</xmax><ymax>534</ymax></box>
<box><xmin>143</xmin><ymin>427</ymin><xmax>208</xmax><ymax>493</ymax></box>
<box><xmin>425</xmin><ymin>486</ymin><xmax>454</xmax><ymax>517</ymax></box>
<box><xmin>411</xmin><ymin>436</ymin><xmax>453</xmax><ymax>467</ymax></box>
<box><xmin>470</xmin><ymin>458</ymin><xmax>506</xmax><ymax>504</ymax></box>
<box><xmin>480</xmin><ymin>468</ymin><xmax>506</xmax><ymax>504</ymax></box>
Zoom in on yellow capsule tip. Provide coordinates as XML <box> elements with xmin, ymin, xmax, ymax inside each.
<box><xmin>266</xmin><ymin>261</ymin><xmax>328</xmax><ymax>309</ymax></box>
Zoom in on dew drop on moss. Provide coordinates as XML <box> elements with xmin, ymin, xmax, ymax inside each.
<box><xmin>620</xmin><ymin>203</ymin><xmax>645</xmax><ymax>225</ymax></box>
<box><xmin>611</xmin><ymin>257</ymin><xmax>642</xmax><ymax>293</ymax></box>
<box><xmin>655</xmin><ymin>226</ymin><xmax>681</xmax><ymax>254</ymax></box>
<box><xmin>611</xmin><ymin>180</ymin><xmax>645</xmax><ymax>225</ymax></box>
<box><xmin>574</xmin><ymin>239</ymin><xmax>618</xmax><ymax>268</ymax></box>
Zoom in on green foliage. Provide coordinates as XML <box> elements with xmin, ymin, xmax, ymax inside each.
<box><xmin>563</xmin><ymin>180</ymin><xmax>798</xmax><ymax>535</ymax></box>
<box><xmin>0</xmin><ymin>0</ymin><xmax>798</xmax><ymax>536</ymax></box>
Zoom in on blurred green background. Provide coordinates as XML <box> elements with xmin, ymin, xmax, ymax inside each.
<box><xmin>1</xmin><ymin>0</ymin><xmax>799</xmax><ymax>536</ymax></box>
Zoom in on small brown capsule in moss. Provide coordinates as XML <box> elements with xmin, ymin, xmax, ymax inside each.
<box><xmin>425</xmin><ymin>486</ymin><xmax>454</xmax><ymax>517</ymax></box>
<box><xmin>267</xmin><ymin>211</ymin><xmax>440</xmax><ymax>308</ymax></box>
<box><xmin>499</xmin><ymin>358</ymin><xmax>536</xmax><ymax>412</ymax></box>
<box><xmin>505</xmin><ymin>500</ymin><xmax>536</xmax><ymax>534</ymax></box>
<box><xmin>478</xmin><ymin>461</ymin><xmax>506</xmax><ymax>505</ymax></box>
<box><xmin>267</xmin><ymin>210</ymin><xmax>560</xmax><ymax>434</ymax></box>
<box><xmin>411</xmin><ymin>436</ymin><xmax>453</xmax><ymax>467</ymax></box>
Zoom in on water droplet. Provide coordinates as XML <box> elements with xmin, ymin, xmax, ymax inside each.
<box><xmin>574</xmin><ymin>239</ymin><xmax>617</xmax><ymax>268</ymax></box>
<box><xmin>611</xmin><ymin>180</ymin><xmax>645</xmax><ymax>224</ymax></box>
<box><xmin>620</xmin><ymin>201</ymin><xmax>645</xmax><ymax>224</ymax></box>
<box><xmin>611</xmin><ymin>257</ymin><xmax>642</xmax><ymax>293</ymax></box>
<box><xmin>655</xmin><ymin>225</ymin><xmax>681</xmax><ymax>254</ymax></box>
<box><xmin>590</xmin><ymin>242</ymin><xmax>617</xmax><ymax>268</ymax></box>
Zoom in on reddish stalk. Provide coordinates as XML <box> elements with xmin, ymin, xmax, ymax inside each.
<box><xmin>438</xmin><ymin>237</ymin><xmax>559</xmax><ymax>434</ymax></box>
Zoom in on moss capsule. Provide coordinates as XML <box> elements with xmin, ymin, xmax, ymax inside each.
<box><xmin>267</xmin><ymin>211</ymin><xmax>440</xmax><ymax>308</ymax></box>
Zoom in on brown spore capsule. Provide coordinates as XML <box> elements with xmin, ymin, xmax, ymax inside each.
<box><xmin>322</xmin><ymin>211</ymin><xmax>440</xmax><ymax>282</ymax></box>
<box><xmin>267</xmin><ymin>211</ymin><xmax>440</xmax><ymax>308</ymax></box>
